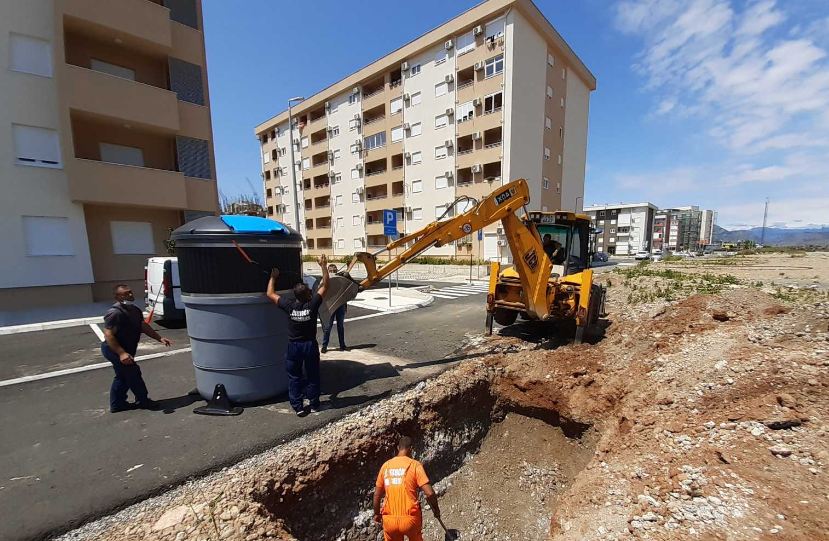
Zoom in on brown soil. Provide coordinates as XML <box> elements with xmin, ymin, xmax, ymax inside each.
<box><xmin>58</xmin><ymin>278</ymin><xmax>829</xmax><ymax>541</ymax></box>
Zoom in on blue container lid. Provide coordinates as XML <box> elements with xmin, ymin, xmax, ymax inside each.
<box><xmin>220</xmin><ymin>215</ymin><xmax>289</xmax><ymax>234</ymax></box>
<box><xmin>171</xmin><ymin>215</ymin><xmax>302</xmax><ymax>244</ymax></box>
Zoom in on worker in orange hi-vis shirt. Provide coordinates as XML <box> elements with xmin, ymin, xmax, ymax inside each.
<box><xmin>373</xmin><ymin>436</ymin><xmax>441</xmax><ymax>541</ymax></box>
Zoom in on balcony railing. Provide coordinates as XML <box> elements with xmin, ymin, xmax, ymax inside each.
<box><xmin>365</xmin><ymin>169</ymin><xmax>387</xmax><ymax>177</ymax></box>
<box><xmin>457</xmin><ymin>80</ymin><xmax>474</xmax><ymax>90</ymax></box>
<box><xmin>483</xmin><ymin>106</ymin><xmax>503</xmax><ymax>115</ymax></box>
<box><xmin>392</xmin><ymin>164</ymin><xmax>404</xmax><ymax>170</ymax></box>
<box><xmin>363</xmin><ymin>115</ymin><xmax>385</xmax><ymax>126</ymax></box>
<box><xmin>315</xmin><ymin>203</ymin><xmax>331</xmax><ymax>209</ymax></box>
<box><xmin>484</xmin><ymin>141</ymin><xmax>502</xmax><ymax>149</ymax></box>
<box><xmin>456</xmin><ymin>179</ymin><xmax>474</xmax><ymax>186</ymax></box>
<box><xmin>362</xmin><ymin>86</ymin><xmax>385</xmax><ymax>98</ymax></box>
<box><xmin>389</xmin><ymin>79</ymin><xmax>402</xmax><ymax>89</ymax></box>
<box><xmin>313</xmin><ymin>183</ymin><xmax>330</xmax><ymax>189</ymax></box>
<box><xmin>366</xmin><ymin>193</ymin><xmax>388</xmax><ymax>200</ymax></box>
<box><xmin>457</xmin><ymin>148</ymin><xmax>474</xmax><ymax>155</ymax></box>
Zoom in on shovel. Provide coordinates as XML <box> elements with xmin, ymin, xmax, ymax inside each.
<box><xmin>436</xmin><ymin>517</ymin><xmax>460</xmax><ymax>541</ymax></box>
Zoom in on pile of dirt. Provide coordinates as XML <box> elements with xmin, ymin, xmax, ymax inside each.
<box><xmin>57</xmin><ymin>286</ymin><xmax>828</xmax><ymax>541</ymax></box>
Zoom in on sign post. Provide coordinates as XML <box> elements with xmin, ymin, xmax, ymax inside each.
<box><xmin>477</xmin><ymin>230</ymin><xmax>483</xmax><ymax>280</ymax></box>
<box><xmin>383</xmin><ymin>210</ymin><xmax>398</xmax><ymax>307</ymax></box>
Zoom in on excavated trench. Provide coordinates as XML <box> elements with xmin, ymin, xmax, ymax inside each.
<box><xmin>255</xmin><ymin>370</ymin><xmax>596</xmax><ymax>541</ymax></box>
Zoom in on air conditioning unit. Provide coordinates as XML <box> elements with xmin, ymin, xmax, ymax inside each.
<box><xmin>327</xmin><ymin>151</ymin><xmax>334</xmax><ymax>160</ymax></box>
<box><xmin>403</xmin><ymin>123</ymin><xmax>411</xmax><ymax>130</ymax></box>
<box><xmin>474</xmin><ymin>61</ymin><xmax>484</xmax><ymax>71</ymax></box>
<box><xmin>405</xmin><ymin>206</ymin><xmax>413</xmax><ymax>213</ymax></box>
<box><xmin>355</xmin><ymin>163</ymin><xmax>363</xmax><ymax>170</ymax></box>
<box><xmin>445</xmin><ymin>39</ymin><xmax>454</xmax><ymax>50</ymax></box>
<box><xmin>472</xmin><ymin>131</ymin><xmax>482</xmax><ymax>140</ymax></box>
<box><xmin>474</xmin><ymin>25</ymin><xmax>483</xmax><ymax>36</ymax></box>
<box><xmin>445</xmin><ymin>170</ymin><xmax>454</xmax><ymax>179</ymax></box>
<box><xmin>403</xmin><ymin>93</ymin><xmax>411</xmax><ymax>102</ymax></box>
<box><xmin>404</xmin><ymin>151</ymin><xmax>412</xmax><ymax>159</ymax></box>
<box><xmin>401</xmin><ymin>61</ymin><xmax>409</xmax><ymax>71</ymax></box>
<box><xmin>328</xmin><ymin>170</ymin><xmax>336</xmax><ymax>178</ymax></box>
<box><xmin>353</xmin><ymin>113</ymin><xmax>361</xmax><ymax>121</ymax></box>
<box><xmin>356</xmin><ymin>186</ymin><xmax>364</xmax><ymax>194</ymax></box>
<box><xmin>471</xmin><ymin>164</ymin><xmax>482</xmax><ymax>173</ymax></box>
<box><xmin>445</xmin><ymin>73</ymin><xmax>454</xmax><ymax>84</ymax></box>
<box><xmin>473</xmin><ymin>97</ymin><xmax>482</xmax><ymax>106</ymax></box>
<box><xmin>497</xmin><ymin>239</ymin><xmax>507</xmax><ymax>246</ymax></box>
<box><xmin>444</xmin><ymin>139</ymin><xmax>453</xmax><ymax>148</ymax></box>
<box><xmin>445</xmin><ymin>107</ymin><xmax>454</xmax><ymax>116</ymax></box>
<box><xmin>496</xmin><ymin>226</ymin><xmax>504</xmax><ymax>234</ymax></box>
<box><xmin>352</xmin><ymin>87</ymin><xmax>360</xmax><ymax>94</ymax></box>
<box><xmin>293</xmin><ymin>138</ymin><xmax>300</xmax><ymax>145</ymax></box>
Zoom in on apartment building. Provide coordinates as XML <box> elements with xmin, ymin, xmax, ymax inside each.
<box><xmin>255</xmin><ymin>0</ymin><xmax>595</xmax><ymax>261</ymax></box>
<box><xmin>652</xmin><ymin>207</ymin><xmax>716</xmax><ymax>251</ymax></box>
<box><xmin>584</xmin><ymin>203</ymin><xmax>657</xmax><ymax>255</ymax></box>
<box><xmin>0</xmin><ymin>0</ymin><xmax>218</xmax><ymax>310</ymax></box>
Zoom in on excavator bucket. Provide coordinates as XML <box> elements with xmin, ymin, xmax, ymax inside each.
<box><xmin>319</xmin><ymin>274</ymin><xmax>360</xmax><ymax>324</ymax></box>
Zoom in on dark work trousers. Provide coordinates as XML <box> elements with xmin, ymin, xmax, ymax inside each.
<box><xmin>285</xmin><ymin>340</ymin><xmax>321</xmax><ymax>412</ymax></box>
<box><xmin>322</xmin><ymin>304</ymin><xmax>347</xmax><ymax>349</ymax></box>
<box><xmin>101</xmin><ymin>343</ymin><xmax>149</xmax><ymax>409</ymax></box>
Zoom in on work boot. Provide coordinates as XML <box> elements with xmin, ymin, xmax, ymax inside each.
<box><xmin>136</xmin><ymin>399</ymin><xmax>161</xmax><ymax>411</ymax></box>
<box><xmin>110</xmin><ymin>402</ymin><xmax>136</xmax><ymax>413</ymax></box>
<box><xmin>339</xmin><ymin>345</ymin><xmax>347</xmax><ymax>351</ymax></box>
<box><xmin>321</xmin><ymin>345</ymin><xmax>328</xmax><ymax>354</ymax></box>
<box><xmin>295</xmin><ymin>406</ymin><xmax>310</xmax><ymax>418</ymax></box>
<box><xmin>310</xmin><ymin>401</ymin><xmax>322</xmax><ymax>413</ymax></box>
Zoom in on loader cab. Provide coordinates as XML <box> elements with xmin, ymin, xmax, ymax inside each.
<box><xmin>526</xmin><ymin>211</ymin><xmax>592</xmax><ymax>276</ymax></box>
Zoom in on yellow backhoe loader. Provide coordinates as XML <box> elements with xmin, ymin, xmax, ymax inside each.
<box><xmin>321</xmin><ymin>178</ymin><xmax>606</xmax><ymax>342</ymax></box>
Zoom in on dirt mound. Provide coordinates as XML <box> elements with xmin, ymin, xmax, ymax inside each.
<box><xmin>57</xmin><ymin>289</ymin><xmax>829</xmax><ymax>541</ymax></box>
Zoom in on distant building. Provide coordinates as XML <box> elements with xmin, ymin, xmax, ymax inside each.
<box><xmin>583</xmin><ymin>203</ymin><xmax>656</xmax><ymax>255</ymax></box>
<box><xmin>653</xmin><ymin>206</ymin><xmax>716</xmax><ymax>251</ymax></box>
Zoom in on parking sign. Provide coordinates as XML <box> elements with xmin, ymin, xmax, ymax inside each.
<box><xmin>383</xmin><ymin>209</ymin><xmax>397</xmax><ymax>237</ymax></box>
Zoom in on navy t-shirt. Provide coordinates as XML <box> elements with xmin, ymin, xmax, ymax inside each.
<box><xmin>103</xmin><ymin>303</ymin><xmax>144</xmax><ymax>355</ymax></box>
<box><xmin>277</xmin><ymin>293</ymin><xmax>323</xmax><ymax>342</ymax></box>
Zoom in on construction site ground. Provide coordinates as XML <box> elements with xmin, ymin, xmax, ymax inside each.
<box><xmin>57</xmin><ymin>252</ymin><xmax>828</xmax><ymax>541</ymax></box>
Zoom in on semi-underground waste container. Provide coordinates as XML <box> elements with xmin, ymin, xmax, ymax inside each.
<box><xmin>171</xmin><ymin>215</ymin><xmax>303</xmax><ymax>402</ymax></box>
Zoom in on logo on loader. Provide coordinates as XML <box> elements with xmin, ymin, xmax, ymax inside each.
<box><xmin>462</xmin><ymin>223</ymin><xmax>472</xmax><ymax>234</ymax></box>
<box><xmin>523</xmin><ymin>248</ymin><xmax>539</xmax><ymax>271</ymax></box>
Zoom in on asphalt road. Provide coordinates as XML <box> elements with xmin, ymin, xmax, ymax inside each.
<box><xmin>0</xmin><ymin>287</ymin><xmax>490</xmax><ymax>541</ymax></box>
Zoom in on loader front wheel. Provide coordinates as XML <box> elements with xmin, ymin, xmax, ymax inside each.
<box><xmin>493</xmin><ymin>308</ymin><xmax>518</xmax><ymax>326</ymax></box>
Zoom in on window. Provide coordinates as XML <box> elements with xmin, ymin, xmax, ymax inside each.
<box><xmin>561</xmin><ymin>97</ymin><xmax>565</xmax><ymax>108</ymax></box>
<box><xmin>353</xmin><ymin>238</ymin><xmax>363</xmax><ymax>248</ymax></box>
<box><xmin>457</xmin><ymin>31</ymin><xmax>475</xmax><ymax>55</ymax></box>
<box><xmin>545</xmin><ymin>117</ymin><xmax>552</xmax><ymax>130</ymax></box>
<box><xmin>335</xmin><ymin>195</ymin><xmax>343</xmax><ymax>206</ymax></box>
<box><xmin>435</xmin><ymin>114</ymin><xmax>448</xmax><ymax>128</ymax></box>
<box><xmin>351</xmin><ymin>168</ymin><xmax>361</xmax><ymax>179</ymax></box>
<box><xmin>483</xmin><ymin>92</ymin><xmax>502</xmax><ymax>114</ymax></box>
<box><xmin>411</xmin><ymin>180</ymin><xmax>423</xmax><ymax>193</ymax></box>
<box><xmin>543</xmin><ymin>177</ymin><xmax>550</xmax><ymax>189</ymax></box>
<box><xmin>435</xmin><ymin>146</ymin><xmax>447</xmax><ymax>160</ymax></box>
<box><xmin>410</xmin><ymin>151</ymin><xmax>422</xmax><ymax>164</ymax></box>
<box><xmin>10</xmin><ymin>33</ymin><xmax>52</xmax><ymax>77</ymax></box>
<box><xmin>410</xmin><ymin>64</ymin><xmax>421</xmax><ymax>76</ymax></box>
<box><xmin>349</xmin><ymin>118</ymin><xmax>360</xmax><ymax>130</ymax></box>
<box><xmin>599</xmin><ymin>210</ymin><xmax>605</xmax><ymax>217</ymax></box>
<box><xmin>12</xmin><ymin>124</ymin><xmax>61</xmax><ymax>168</ymax></box>
<box><xmin>485</xmin><ymin>17</ymin><xmax>505</xmax><ymax>40</ymax></box>
<box><xmin>409</xmin><ymin>123</ymin><xmax>422</xmax><ymax>137</ymax></box>
<box><xmin>352</xmin><ymin>215</ymin><xmax>361</xmax><ymax>226</ymax></box>
<box><xmin>409</xmin><ymin>92</ymin><xmax>422</xmax><ymax>106</ymax></box>
<box><xmin>332</xmin><ymin>149</ymin><xmax>341</xmax><ymax>160</ymax></box>
<box><xmin>337</xmin><ymin>239</ymin><xmax>345</xmax><ymax>249</ymax></box>
<box><xmin>262</xmin><ymin>151</ymin><xmax>270</xmax><ymax>164</ymax></box>
<box><xmin>333</xmin><ymin>173</ymin><xmax>342</xmax><ymax>184</ymax></box>
<box><xmin>90</xmin><ymin>58</ymin><xmax>136</xmax><ymax>81</ymax></box>
<box><xmin>435</xmin><ymin>82</ymin><xmax>448</xmax><ymax>97</ymax></box>
<box><xmin>350</xmin><ymin>142</ymin><xmax>361</xmax><ymax>154</ymax></box>
<box><xmin>435</xmin><ymin>204</ymin><xmax>452</xmax><ymax>218</ymax></box>
<box><xmin>391</xmin><ymin>125</ymin><xmax>404</xmax><ymax>142</ymax></box>
<box><xmin>609</xmin><ymin>237</ymin><xmax>615</xmax><ymax>243</ymax></box>
<box><xmin>336</xmin><ymin>217</ymin><xmax>344</xmax><ymax>229</ymax></box>
<box><xmin>22</xmin><ymin>216</ymin><xmax>73</xmax><ymax>256</ymax></box>
<box><xmin>100</xmin><ymin>143</ymin><xmax>144</xmax><ymax>167</ymax></box>
<box><xmin>349</xmin><ymin>93</ymin><xmax>360</xmax><ymax>105</ymax></box>
<box><xmin>547</xmin><ymin>85</ymin><xmax>554</xmax><ymax>98</ymax></box>
<box><xmin>435</xmin><ymin>175</ymin><xmax>448</xmax><ymax>189</ymax></box>
<box><xmin>110</xmin><ymin>221</ymin><xmax>155</xmax><ymax>255</ymax></box>
<box><xmin>412</xmin><ymin>208</ymin><xmax>423</xmax><ymax>220</ymax></box>
<box><xmin>485</xmin><ymin>54</ymin><xmax>504</xmax><ymax>78</ymax></box>
<box><xmin>544</xmin><ymin>147</ymin><xmax>551</xmax><ymax>160</ymax></box>
<box><xmin>390</xmin><ymin>97</ymin><xmax>403</xmax><ymax>115</ymax></box>
<box><xmin>302</xmin><ymin>157</ymin><xmax>310</xmax><ymax>170</ymax></box>
<box><xmin>352</xmin><ymin>192</ymin><xmax>360</xmax><ymax>203</ymax></box>
<box><xmin>557</xmin><ymin>154</ymin><xmax>562</xmax><ymax>165</ymax></box>
<box><xmin>330</xmin><ymin>125</ymin><xmax>340</xmax><ymax>137</ymax></box>
<box><xmin>457</xmin><ymin>101</ymin><xmax>474</xmax><ymax>122</ymax></box>
<box><xmin>562</xmin><ymin>67</ymin><xmax>567</xmax><ymax>79</ymax></box>
<box><xmin>301</xmin><ymin>137</ymin><xmax>309</xmax><ymax>148</ymax></box>
<box><xmin>364</xmin><ymin>131</ymin><xmax>386</xmax><ymax>150</ymax></box>
<box><xmin>547</xmin><ymin>53</ymin><xmax>555</xmax><ymax>67</ymax></box>
<box><xmin>435</xmin><ymin>49</ymin><xmax>448</xmax><ymax>65</ymax></box>
<box><xmin>556</xmin><ymin>181</ymin><xmax>561</xmax><ymax>194</ymax></box>
<box><xmin>559</xmin><ymin>127</ymin><xmax>563</xmax><ymax>138</ymax></box>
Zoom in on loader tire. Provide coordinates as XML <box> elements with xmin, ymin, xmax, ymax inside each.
<box><xmin>493</xmin><ymin>308</ymin><xmax>518</xmax><ymax>326</ymax></box>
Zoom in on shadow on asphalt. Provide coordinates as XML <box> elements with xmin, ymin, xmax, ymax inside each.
<box><xmin>157</xmin><ymin>393</ymin><xmax>202</xmax><ymax>414</ymax></box>
<box><xmin>154</xmin><ymin>318</ymin><xmax>187</xmax><ymax>330</ymax></box>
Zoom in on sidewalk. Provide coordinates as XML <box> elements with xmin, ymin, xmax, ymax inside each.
<box><xmin>0</xmin><ymin>301</ymin><xmax>148</xmax><ymax>335</ymax></box>
<box><xmin>348</xmin><ymin>286</ymin><xmax>433</xmax><ymax>312</ymax></box>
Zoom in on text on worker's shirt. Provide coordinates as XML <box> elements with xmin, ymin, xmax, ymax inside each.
<box><xmin>290</xmin><ymin>308</ymin><xmax>311</xmax><ymax>322</ymax></box>
<box><xmin>384</xmin><ymin>467</ymin><xmax>407</xmax><ymax>486</ymax></box>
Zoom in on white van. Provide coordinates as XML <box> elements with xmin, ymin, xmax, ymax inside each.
<box><xmin>144</xmin><ymin>257</ymin><xmax>185</xmax><ymax>321</ymax></box>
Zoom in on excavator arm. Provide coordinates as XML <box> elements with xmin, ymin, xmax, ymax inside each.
<box><xmin>342</xmin><ymin>178</ymin><xmax>554</xmax><ymax>319</ymax></box>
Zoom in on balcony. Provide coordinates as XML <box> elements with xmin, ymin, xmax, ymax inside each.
<box><xmin>69</xmin><ymin>158</ymin><xmax>187</xmax><ymax>209</ymax></box>
<box><xmin>64</xmin><ymin>64</ymin><xmax>180</xmax><ymax>132</ymax></box>
<box><xmin>62</xmin><ymin>0</ymin><xmax>172</xmax><ymax>51</ymax></box>
<box><xmin>308</xmin><ymin>111</ymin><xmax>327</xmax><ymax>130</ymax></box>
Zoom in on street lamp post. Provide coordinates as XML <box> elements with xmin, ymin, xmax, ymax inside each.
<box><xmin>287</xmin><ymin>96</ymin><xmax>305</xmax><ymax>231</ymax></box>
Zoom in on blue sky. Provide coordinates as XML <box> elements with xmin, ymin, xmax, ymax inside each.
<box><xmin>203</xmin><ymin>0</ymin><xmax>829</xmax><ymax>229</ymax></box>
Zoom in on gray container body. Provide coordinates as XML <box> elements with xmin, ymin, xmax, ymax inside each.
<box><xmin>183</xmin><ymin>293</ymin><xmax>287</xmax><ymax>402</ymax></box>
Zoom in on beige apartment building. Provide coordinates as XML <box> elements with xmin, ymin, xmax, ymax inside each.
<box><xmin>255</xmin><ymin>0</ymin><xmax>595</xmax><ymax>261</ymax></box>
<box><xmin>0</xmin><ymin>0</ymin><xmax>218</xmax><ymax>310</ymax></box>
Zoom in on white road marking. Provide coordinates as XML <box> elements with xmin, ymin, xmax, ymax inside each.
<box><xmin>89</xmin><ymin>323</ymin><xmax>105</xmax><ymax>342</ymax></box>
<box><xmin>430</xmin><ymin>293</ymin><xmax>467</xmax><ymax>299</ymax></box>
<box><xmin>125</xmin><ymin>464</ymin><xmax>143</xmax><ymax>473</ymax></box>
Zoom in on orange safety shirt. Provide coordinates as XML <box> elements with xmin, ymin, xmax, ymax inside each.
<box><xmin>375</xmin><ymin>456</ymin><xmax>430</xmax><ymax>517</ymax></box>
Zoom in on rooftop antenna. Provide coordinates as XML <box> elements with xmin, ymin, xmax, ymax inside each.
<box><xmin>760</xmin><ymin>197</ymin><xmax>769</xmax><ymax>245</ymax></box>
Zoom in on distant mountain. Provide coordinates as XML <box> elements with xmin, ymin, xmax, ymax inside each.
<box><xmin>713</xmin><ymin>224</ymin><xmax>829</xmax><ymax>246</ymax></box>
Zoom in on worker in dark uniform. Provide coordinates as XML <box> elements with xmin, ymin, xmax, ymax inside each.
<box><xmin>101</xmin><ymin>284</ymin><xmax>172</xmax><ymax>413</ymax></box>
<box><xmin>542</xmin><ymin>234</ymin><xmax>555</xmax><ymax>260</ymax></box>
<box><xmin>550</xmin><ymin>240</ymin><xmax>567</xmax><ymax>264</ymax></box>
<box><xmin>266</xmin><ymin>255</ymin><xmax>330</xmax><ymax>417</ymax></box>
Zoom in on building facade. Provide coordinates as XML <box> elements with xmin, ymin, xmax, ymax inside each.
<box><xmin>255</xmin><ymin>0</ymin><xmax>595</xmax><ymax>260</ymax></box>
<box><xmin>652</xmin><ymin>207</ymin><xmax>716</xmax><ymax>252</ymax></box>
<box><xmin>584</xmin><ymin>203</ymin><xmax>656</xmax><ymax>255</ymax></box>
<box><xmin>0</xmin><ymin>0</ymin><xmax>218</xmax><ymax>310</ymax></box>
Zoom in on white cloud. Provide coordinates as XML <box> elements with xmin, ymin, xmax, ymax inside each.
<box><xmin>716</xmin><ymin>196</ymin><xmax>829</xmax><ymax>229</ymax></box>
<box><xmin>613</xmin><ymin>0</ymin><xmax>829</xmax><ymax>227</ymax></box>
